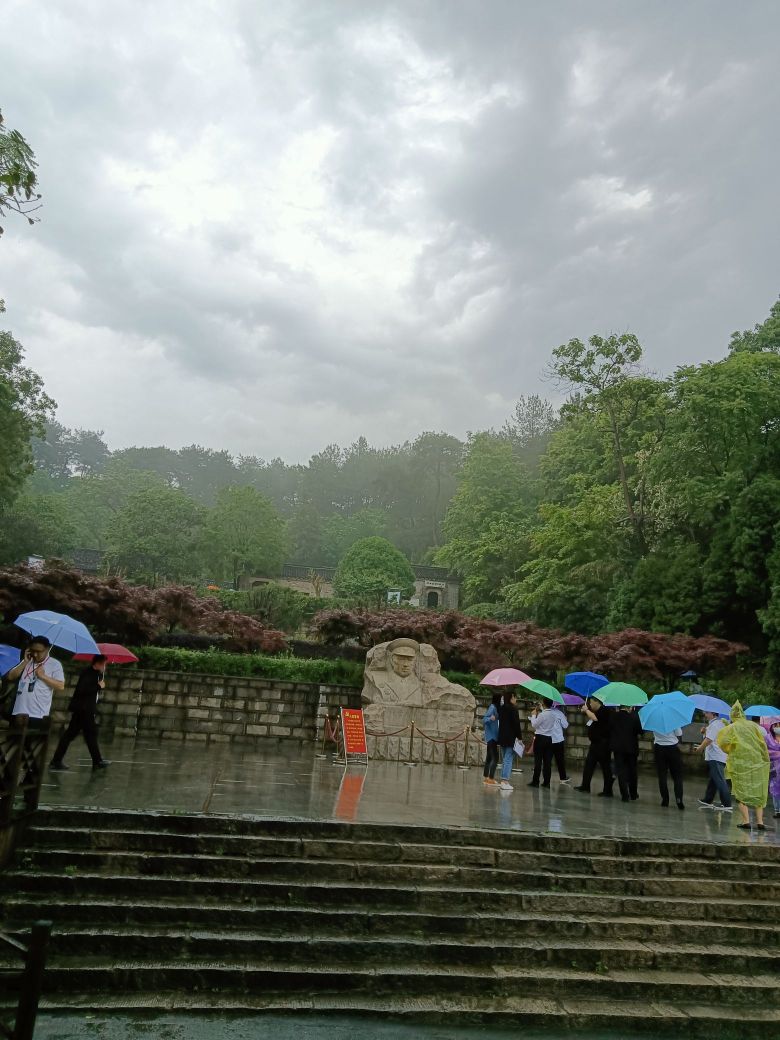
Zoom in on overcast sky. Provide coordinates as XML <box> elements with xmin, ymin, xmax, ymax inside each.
<box><xmin>1</xmin><ymin>1</ymin><xmax>778</xmax><ymax>461</ymax></box>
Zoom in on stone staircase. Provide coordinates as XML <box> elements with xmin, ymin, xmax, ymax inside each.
<box><xmin>1</xmin><ymin>807</ymin><xmax>779</xmax><ymax>1036</ymax></box>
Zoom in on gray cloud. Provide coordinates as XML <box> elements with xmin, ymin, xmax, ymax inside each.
<box><xmin>1</xmin><ymin>0</ymin><xmax>778</xmax><ymax>460</ymax></box>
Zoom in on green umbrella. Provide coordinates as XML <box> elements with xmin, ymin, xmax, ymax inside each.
<box><xmin>520</xmin><ymin>678</ymin><xmax>565</xmax><ymax>704</ymax></box>
<box><xmin>599</xmin><ymin>681</ymin><xmax>648</xmax><ymax>707</ymax></box>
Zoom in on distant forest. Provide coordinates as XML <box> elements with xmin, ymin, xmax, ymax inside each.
<box><xmin>2</xmin><ymin>296</ymin><xmax>780</xmax><ymax>664</ymax></box>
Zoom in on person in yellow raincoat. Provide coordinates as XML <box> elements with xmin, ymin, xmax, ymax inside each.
<box><xmin>717</xmin><ymin>701</ymin><xmax>770</xmax><ymax>830</ymax></box>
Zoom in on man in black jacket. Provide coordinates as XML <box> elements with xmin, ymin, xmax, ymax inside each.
<box><xmin>50</xmin><ymin>655</ymin><xmax>110</xmax><ymax>771</ymax></box>
<box><xmin>575</xmin><ymin>695</ymin><xmax>613</xmax><ymax>796</ymax></box>
<box><xmin>609</xmin><ymin>706</ymin><xmax>643</xmax><ymax>802</ymax></box>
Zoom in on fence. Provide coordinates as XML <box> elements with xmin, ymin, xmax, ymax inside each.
<box><xmin>0</xmin><ymin>921</ymin><xmax>52</xmax><ymax>1040</ymax></box>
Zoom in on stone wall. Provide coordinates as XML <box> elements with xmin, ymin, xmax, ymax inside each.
<box><xmin>45</xmin><ymin>668</ymin><xmax>703</xmax><ymax>769</ymax></box>
<box><xmin>50</xmin><ymin>669</ymin><xmax>361</xmax><ymax>747</ymax></box>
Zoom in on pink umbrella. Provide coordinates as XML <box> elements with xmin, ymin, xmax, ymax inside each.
<box><xmin>480</xmin><ymin>667</ymin><xmax>532</xmax><ymax>686</ymax></box>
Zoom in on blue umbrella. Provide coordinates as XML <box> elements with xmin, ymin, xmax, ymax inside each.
<box><xmin>688</xmin><ymin>693</ymin><xmax>731</xmax><ymax>717</ymax></box>
<box><xmin>14</xmin><ymin>610</ymin><xmax>99</xmax><ymax>656</ymax></box>
<box><xmin>565</xmin><ymin>671</ymin><xmax>609</xmax><ymax>697</ymax></box>
<box><xmin>0</xmin><ymin>644</ymin><xmax>21</xmax><ymax>676</ymax></box>
<box><xmin>744</xmin><ymin>704</ymin><xmax>780</xmax><ymax>718</ymax></box>
<box><xmin>639</xmin><ymin>691</ymin><xmax>695</xmax><ymax>732</ymax></box>
<box><xmin>680</xmin><ymin>670</ymin><xmax>699</xmax><ymax>679</ymax></box>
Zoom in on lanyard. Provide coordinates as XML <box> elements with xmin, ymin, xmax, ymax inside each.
<box><xmin>22</xmin><ymin>655</ymin><xmax>49</xmax><ymax>683</ymax></box>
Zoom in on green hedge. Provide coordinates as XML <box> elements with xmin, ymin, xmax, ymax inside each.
<box><xmin>133</xmin><ymin>646</ymin><xmax>365</xmax><ymax>687</ymax></box>
<box><xmin>131</xmin><ymin>645</ymin><xmax>486</xmax><ymax>693</ymax></box>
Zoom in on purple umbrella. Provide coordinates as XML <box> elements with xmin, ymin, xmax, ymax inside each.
<box><xmin>561</xmin><ymin>691</ymin><xmax>586</xmax><ymax>706</ymax></box>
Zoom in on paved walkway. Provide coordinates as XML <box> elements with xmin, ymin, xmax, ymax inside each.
<box><xmin>39</xmin><ymin>735</ymin><xmax>779</xmax><ymax>847</ymax></box>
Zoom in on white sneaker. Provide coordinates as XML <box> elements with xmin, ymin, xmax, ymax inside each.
<box><xmin>559</xmin><ymin>778</ymin><xmax>572</xmax><ymax>784</ymax></box>
<box><xmin>499</xmin><ymin>780</ymin><xmax>513</xmax><ymax>791</ymax></box>
<box><xmin>715</xmin><ymin>804</ymin><xmax>733</xmax><ymax>812</ymax></box>
<box><xmin>698</xmin><ymin>800</ymin><xmax>714</xmax><ymax>809</ymax></box>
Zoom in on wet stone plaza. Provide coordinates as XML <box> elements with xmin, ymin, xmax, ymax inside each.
<box><xmin>39</xmin><ymin>734</ymin><xmax>779</xmax><ymax>847</ymax></box>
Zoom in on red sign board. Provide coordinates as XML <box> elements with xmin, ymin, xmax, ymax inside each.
<box><xmin>340</xmin><ymin>707</ymin><xmax>367</xmax><ymax>756</ymax></box>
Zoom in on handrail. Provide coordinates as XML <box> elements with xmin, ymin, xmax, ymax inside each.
<box><xmin>0</xmin><ymin>720</ymin><xmax>50</xmax><ymax>827</ymax></box>
<box><xmin>0</xmin><ymin>921</ymin><xmax>52</xmax><ymax>1040</ymax></box>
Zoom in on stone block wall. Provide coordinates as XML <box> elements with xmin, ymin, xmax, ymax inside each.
<box><xmin>44</xmin><ymin>668</ymin><xmax>704</xmax><ymax>770</ymax></box>
<box><xmin>50</xmin><ymin>669</ymin><xmax>361</xmax><ymax>747</ymax></box>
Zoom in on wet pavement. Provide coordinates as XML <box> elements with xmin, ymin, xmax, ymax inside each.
<box><xmin>39</xmin><ymin>735</ymin><xmax>779</xmax><ymax>846</ymax></box>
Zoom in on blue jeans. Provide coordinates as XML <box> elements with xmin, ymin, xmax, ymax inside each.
<box><xmin>501</xmin><ymin>746</ymin><xmax>514</xmax><ymax>781</ymax></box>
<box><xmin>703</xmin><ymin>759</ymin><xmax>731</xmax><ymax>807</ymax></box>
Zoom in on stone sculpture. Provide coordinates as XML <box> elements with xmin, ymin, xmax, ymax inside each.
<box><xmin>362</xmin><ymin>638</ymin><xmax>476</xmax><ymax>760</ymax></box>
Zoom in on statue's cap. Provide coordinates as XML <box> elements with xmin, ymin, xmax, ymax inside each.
<box><xmin>387</xmin><ymin>637</ymin><xmax>418</xmax><ymax>656</ymax></box>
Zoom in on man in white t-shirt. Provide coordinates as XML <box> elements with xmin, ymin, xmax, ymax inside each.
<box><xmin>6</xmin><ymin>637</ymin><xmax>65</xmax><ymax>726</ymax></box>
<box><xmin>694</xmin><ymin>712</ymin><xmax>733</xmax><ymax>810</ymax></box>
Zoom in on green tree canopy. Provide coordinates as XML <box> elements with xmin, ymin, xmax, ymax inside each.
<box><xmin>333</xmin><ymin>536</ymin><xmax>415</xmax><ymax>608</ymax></box>
<box><xmin>106</xmin><ymin>486</ymin><xmax>207</xmax><ymax>584</ymax></box>
<box><xmin>204</xmin><ymin>486</ymin><xmax>287</xmax><ymax>586</ymax></box>
<box><xmin>0</xmin><ymin>109</ymin><xmax>41</xmax><ymax>236</ymax></box>
<box><xmin>0</xmin><ymin>329</ymin><xmax>55</xmax><ymax>509</ymax></box>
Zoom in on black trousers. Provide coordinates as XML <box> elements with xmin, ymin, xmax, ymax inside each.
<box><xmin>531</xmin><ymin>734</ymin><xmax>554</xmax><ymax>785</ymax></box>
<box><xmin>654</xmin><ymin>744</ymin><xmax>684</xmax><ymax>805</ymax></box>
<box><xmin>613</xmin><ymin>751</ymin><xmax>639</xmax><ymax>800</ymax></box>
<box><xmin>483</xmin><ymin>739</ymin><xmax>499</xmax><ymax>779</ymax></box>
<box><xmin>552</xmin><ymin>741</ymin><xmax>568</xmax><ymax>780</ymax></box>
<box><xmin>52</xmin><ymin>708</ymin><xmax>102</xmax><ymax>766</ymax></box>
<box><xmin>579</xmin><ymin>739</ymin><xmax>613</xmax><ymax>793</ymax></box>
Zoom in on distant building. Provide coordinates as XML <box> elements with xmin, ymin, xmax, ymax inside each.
<box><xmin>246</xmin><ymin>563</ymin><xmax>460</xmax><ymax>609</ymax></box>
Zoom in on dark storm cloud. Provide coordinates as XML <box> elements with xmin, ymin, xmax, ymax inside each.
<box><xmin>0</xmin><ymin>0</ymin><xmax>778</xmax><ymax>458</ymax></box>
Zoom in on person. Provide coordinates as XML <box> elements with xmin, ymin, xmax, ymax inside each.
<box><xmin>609</xmin><ymin>705</ymin><xmax>642</xmax><ymax>802</ymax></box>
<box><xmin>717</xmin><ymin>701</ymin><xmax>770</xmax><ymax>830</ymax></box>
<box><xmin>653</xmin><ymin>727</ymin><xmax>685</xmax><ymax>809</ymax></box>
<box><xmin>575</xmin><ymin>695</ymin><xmax>613</xmax><ymax>796</ymax></box>
<box><xmin>528</xmin><ymin>700</ymin><xmax>569</xmax><ymax>787</ymax></box>
<box><xmin>482</xmin><ymin>693</ymin><xmax>501</xmax><ymax>786</ymax></box>
<box><xmin>550</xmin><ymin>704</ymin><xmax>571</xmax><ymax>783</ymax></box>
<box><xmin>5</xmin><ymin>637</ymin><xmax>65</xmax><ymax>728</ymax></box>
<box><xmin>765</xmin><ymin>720</ymin><xmax>780</xmax><ymax>818</ymax></box>
<box><xmin>497</xmin><ymin>690</ymin><xmax>522</xmax><ymax>791</ymax></box>
<box><xmin>693</xmin><ymin>711</ymin><xmax>732</xmax><ymax>811</ymax></box>
<box><xmin>50</xmin><ymin>654</ymin><xmax>110</xmax><ymax>771</ymax></box>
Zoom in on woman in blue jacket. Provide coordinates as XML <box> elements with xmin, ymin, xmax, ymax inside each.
<box><xmin>482</xmin><ymin>693</ymin><xmax>501</xmax><ymax>786</ymax></box>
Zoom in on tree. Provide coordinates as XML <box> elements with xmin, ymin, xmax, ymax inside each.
<box><xmin>0</xmin><ymin>492</ymin><xmax>77</xmax><ymax>565</ymax></box>
<box><xmin>204</xmin><ymin>486</ymin><xmax>287</xmax><ymax>586</ymax></box>
<box><xmin>106</xmin><ymin>487</ymin><xmax>207</xmax><ymax>583</ymax></box>
<box><xmin>729</xmin><ymin>297</ymin><xmax>780</xmax><ymax>355</ymax></box>
<box><xmin>0</xmin><ymin>109</ymin><xmax>41</xmax><ymax>236</ymax></box>
<box><xmin>435</xmin><ymin>433</ymin><xmax>535</xmax><ymax>604</ymax></box>
<box><xmin>0</xmin><ymin>329</ymin><xmax>55</xmax><ymax>509</ymax></box>
<box><xmin>320</xmin><ymin>508</ymin><xmax>388</xmax><ymax>566</ymax></box>
<box><xmin>501</xmin><ymin>394</ymin><xmax>557</xmax><ymax>467</ymax></box>
<box><xmin>333</xmin><ymin>537</ymin><xmax>415</xmax><ymax>608</ymax></box>
<box><xmin>550</xmin><ymin>333</ymin><xmax>663</xmax><ymax>552</ymax></box>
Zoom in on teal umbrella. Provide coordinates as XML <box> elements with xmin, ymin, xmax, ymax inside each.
<box><xmin>599</xmin><ymin>681</ymin><xmax>648</xmax><ymax>707</ymax></box>
<box><xmin>520</xmin><ymin>678</ymin><xmax>565</xmax><ymax>704</ymax></box>
<box><xmin>639</xmin><ymin>691</ymin><xmax>695</xmax><ymax>732</ymax></box>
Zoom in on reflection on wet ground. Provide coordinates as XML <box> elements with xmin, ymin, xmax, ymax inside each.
<box><xmin>40</xmin><ymin>735</ymin><xmax>779</xmax><ymax>846</ymax></box>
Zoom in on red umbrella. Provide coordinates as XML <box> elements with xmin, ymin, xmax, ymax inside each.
<box><xmin>72</xmin><ymin>642</ymin><xmax>138</xmax><ymax>664</ymax></box>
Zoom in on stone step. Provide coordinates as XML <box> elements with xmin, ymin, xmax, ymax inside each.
<box><xmin>3</xmin><ymin>928</ymin><xmax>776</xmax><ymax>976</ymax></box>
<box><xmin>5</xmin><ymin>870</ymin><xmax>773</xmax><ymax>922</ymax></box>
<box><xmin>4</xmin><ymin>897</ymin><xmax>777</xmax><ymax>948</ymax></box>
<box><xmin>4</xmin><ymin>960</ymin><xmax>778</xmax><ymax>1008</ymax></box>
<box><xmin>5</xmin><ymin>992</ymin><xmax>778</xmax><ymax>1040</ymax></box>
<box><xmin>23</xmin><ymin>825</ymin><xmax>780</xmax><ymax>880</ymax></box>
<box><xmin>30</xmin><ymin>808</ymin><xmax>780</xmax><ymax>863</ymax></box>
<box><xmin>14</xmin><ymin>849</ymin><xmax>780</xmax><ymax>901</ymax></box>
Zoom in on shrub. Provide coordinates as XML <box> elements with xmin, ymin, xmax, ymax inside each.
<box><xmin>132</xmin><ymin>646</ymin><xmax>364</xmax><ymax>686</ymax></box>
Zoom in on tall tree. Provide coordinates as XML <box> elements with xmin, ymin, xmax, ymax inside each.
<box><xmin>0</xmin><ymin>330</ymin><xmax>55</xmax><ymax>509</ymax></box>
<box><xmin>204</xmin><ymin>486</ymin><xmax>287</xmax><ymax>587</ymax></box>
<box><xmin>106</xmin><ymin>487</ymin><xmax>206</xmax><ymax>584</ymax></box>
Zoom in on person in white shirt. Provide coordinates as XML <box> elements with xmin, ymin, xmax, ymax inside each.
<box><xmin>6</xmin><ymin>637</ymin><xmax>65</xmax><ymax>727</ymax></box>
<box><xmin>694</xmin><ymin>712</ymin><xmax>732</xmax><ymax>810</ymax></box>
<box><xmin>528</xmin><ymin>702</ymin><xmax>569</xmax><ymax>787</ymax></box>
<box><xmin>652</xmin><ymin>728</ymin><xmax>684</xmax><ymax>809</ymax></box>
